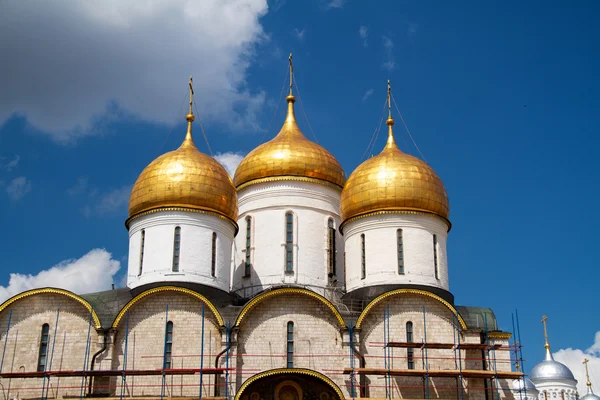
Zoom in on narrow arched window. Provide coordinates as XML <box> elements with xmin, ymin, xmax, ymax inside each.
<box><xmin>37</xmin><ymin>324</ymin><xmax>50</xmax><ymax>372</ymax></box>
<box><xmin>244</xmin><ymin>217</ymin><xmax>252</xmax><ymax>277</ymax></box>
<box><xmin>164</xmin><ymin>321</ymin><xmax>173</xmax><ymax>369</ymax></box>
<box><xmin>361</xmin><ymin>234</ymin><xmax>366</xmax><ymax>279</ymax></box>
<box><xmin>286</xmin><ymin>321</ymin><xmax>294</xmax><ymax>368</ymax></box>
<box><xmin>285</xmin><ymin>213</ymin><xmax>294</xmax><ymax>272</ymax></box>
<box><xmin>406</xmin><ymin>321</ymin><xmax>414</xmax><ymax>369</ymax></box>
<box><xmin>172</xmin><ymin>227</ymin><xmax>181</xmax><ymax>272</ymax></box>
<box><xmin>397</xmin><ymin>229</ymin><xmax>404</xmax><ymax>274</ymax></box>
<box><xmin>139</xmin><ymin>230</ymin><xmax>145</xmax><ymax>276</ymax></box>
<box><xmin>211</xmin><ymin>232</ymin><xmax>217</xmax><ymax>277</ymax></box>
<box><xmin>433</xmin><ymin>234</ymin><xmax>439</xmax><ymax>279</ymax></box>
<box><xmin>327</xmin><ymin>218</ymin><xmax>336</xmax><ymax>277</ymax></box>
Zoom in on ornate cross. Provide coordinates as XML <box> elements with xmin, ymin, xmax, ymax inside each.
<box><xmin>188</xmin><ymin>75</ymin><xmax>194</xmax><ymax>113</ymax></box>
<box><xmin>289</xmin><ymin>53</ymin><xmax>294</xmax><ymax>95</ymax></box>
<box><xmin>584</xmin><ymin>358</ymin><xmax>591</xmax><ymax>387</ymax></box>
<box><xmin>541</xmin><ymin>315</ymin><xmax>550</xmax><ymax>349</ymax></box>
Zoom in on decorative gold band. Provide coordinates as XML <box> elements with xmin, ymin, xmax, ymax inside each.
<box><xmin>235</xmin><ymin>368</ymin><xmax>345</xmax><ymax>400</ymax></box>
<box><xmin>355</xmin><ymin>288</ymin><xmax>467</xmax><ymax>330</ymax></box>
<box><xmin>340</xmin><ymin>208</ymin><xmax>451</xmax><ymax>233</ymax></box>
<box><xmin>126</xmin><ymin>206</ymin><xmax>239</xmax><ymax>234</ymax></box>
<box><xmin>236</xmin><ymin>175</ymin><xmax>343</xmax><ymax>192</ymax></box>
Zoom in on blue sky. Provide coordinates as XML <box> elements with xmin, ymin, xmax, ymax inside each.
<box><xmin>1</xmin><ymin>0</ymin><xmax>599</xmax><ymax>387</ymax></box>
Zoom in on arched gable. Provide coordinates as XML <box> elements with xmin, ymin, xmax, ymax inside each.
<box><xmin>0</xmin><ymin>287</ymin><xmax>101</xmax><ymax>329</ymax></box>
<box><xmin>355</xmin><ymin>288</ymin><xmax>467</xmax><ymax>329</ymax></box>
<box><xmin>235</xmin><ymin>368</ymin><xmax>345</xmax><ymax>400</ymax></box>
<box><xmin>112</xmin><ymin>286</ymin><xmax>224</xmax><ymax>328</ymax></box>
<box><xmin>235</xmin><ymin>288</ymin><xmax>346</xmax><ymax>328</ymax></box>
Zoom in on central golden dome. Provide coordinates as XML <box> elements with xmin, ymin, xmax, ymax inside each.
<box><xmin>128</xmin><ymin>94</ymin><xmax>237</xmax><ymax>225</ymax></box>
<box><xmin>340</xmin><ymin>116</ymin><xmax>449</xmax><ymax>225</ymax></box>
<box><xmin>233</xmin><ymin>95</ymin><xmax>346</xmax><ymax>189</ymax></box>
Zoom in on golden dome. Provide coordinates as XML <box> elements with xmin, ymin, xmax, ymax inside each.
<box><xmin>233</xmin><ymin>95</ymin><xmax>346</xmax><ymax>189</ymax></box>
<box><xmin>340</xmin><ymin>117</ymin><xmax>449</xmax><ymax>225</ymax></box>
<box><xmin>128</xmin><ymin>84</ymin><xmax>238</xmax><ymax>225</ymax></box>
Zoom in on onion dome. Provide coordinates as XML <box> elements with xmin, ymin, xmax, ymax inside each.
<box><xmin>530</xmin><ymin>348</ymin><xmax>576</xmax><ymax>381</ymax></box>
<box><xmin>531</xmin><ymin>316</ymin><xmax>576</xmax><ymax>382</ymax></box>
<box><xmin>581</xmin><ymin>359</ymin><xmax>599</xmax><ymax>400</ymax></box>
<box><xmin>233</xmin><ymin>55</ymin><xmax>345</xmax><ymax>190</ymax></box>
<box><xmin>340</xmin><ymin>82</ymin><xmax>449</xmax><ymax>226</ymax></box>
<box><xmin>128</xmin><ymin>77</ymin><xmax>238</xmax><ymax>225</ymax></box>
<box><xmin>512</xmin><ymin>377</ymin><xmax>538</xmax><ymax>393</ymax></box>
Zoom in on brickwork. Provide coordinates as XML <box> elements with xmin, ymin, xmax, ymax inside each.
<box><xmin>109</xmin><ymin>291</ymin><xmax>222</xmax><ymax>398</ymax></box>
<box><xmin>234</xmin><ymin>293</ymin><xmax>349</xmax><ymax>397</ymax></box>
<box><xmin>358</xmin><ymin>294</ymin><xmax>514</xmax><ymax>400</ymax></box>
<box><xmin>0</xmin><ymin>293</ymin><xmax>100</xmax><ymax>400</ymax></box>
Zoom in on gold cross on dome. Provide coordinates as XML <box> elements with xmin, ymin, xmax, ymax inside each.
<box><xmin>584</xmin><ymin>358</ymin><xmax>591</xmax><ymax>387</ymax></box>
<box><xmin>289</xmin><ymin>53</ymin><xmax>294</xmax><ymax>95</ymax></box>
<box><xmin>541</xmin><ymin>315</ymin><xmax>550</xmax><ymax>349</ymax></box>
<box><xmin>188</xmin><ymin>76</ymin><xmax>194</xmax><ymax>114</ymax></box>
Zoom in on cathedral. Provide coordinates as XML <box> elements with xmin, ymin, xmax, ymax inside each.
<box><xmin>0</xmin><ymin>61</ymin><xmax>595</xmax><ymax>400</ymax></box>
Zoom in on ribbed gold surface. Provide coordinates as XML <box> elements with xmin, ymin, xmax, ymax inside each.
<box><xmin>233</xmin><ymin>95</ymin><xmax>346</xmax><ymax>189</ymax></box>
<box><xmin>340</xmin><ymin>119</ymin><xmax>449</xmax><ymax>222</ymax></box>
<box><xmin>128</xmin><ymin>123</ymin><xmax>238</xmax><ymax>221</ymax></box>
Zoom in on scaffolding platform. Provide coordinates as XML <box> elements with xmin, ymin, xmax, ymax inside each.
<box><xmin>0</xmin><ymin>368</ymin><xmax>228</xmax><ymax>379</ymax></box>
<box><xmin>343</xmin><ymin>367</ymin><xmax>523</xmax><ymax>379</ymax></box>
<box><xmin>384</xmin><ymin>341</ymin><xmax>504</xmax><ymax>350</ymax></box>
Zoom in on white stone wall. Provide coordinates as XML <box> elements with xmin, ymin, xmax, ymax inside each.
<box><xmin>343</xmin><ymin>213</ymin><xmax>450</xmax><ymax>293</ymax></box>
<box><xmin>0</xmin><ymin>293</ymin><xmax>101</xmax><ymax>400</ymax></box>
<box><xmin>533</xmin><ymin>380</ymin><xmax>578</xmax><ymax>400</ymax></box>
<box><xmin>109</xmin><ymin>291</ymin><xmax>222</xmax><ymax>398</ymax></box>
<box><xmin>357</xmin><ymin>294</ymin><xmax>513</xmax><ymax>400</ymax></box>
<box><xmin>127</xmin><ymin>210</ymin><xmax>235</xmax><ymax>292</ymax></box>
<box><xmin>232</xmin><ymin>181</ymin><xmax>344</xmax><ymax>298</ymax></box>
<box><xmin>233</xmin><ymin>293</ymin><xmax>349</xmax><ymax>397</ymax></box>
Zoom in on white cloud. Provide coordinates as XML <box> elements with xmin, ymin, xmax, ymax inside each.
<box><xmin>6</xmin><ymin>176</ymin><xmax>31</xmax><ymax>201</ymax></box>
<box><xmin>0</xmin><ymin>249</ymin><xmax>121</xmax><ymax>301</ymax></box>
<box><xmin>293</xmin><ymin>28</ymin><xmax>306</xmax><ymax>40</ymax></box>
<box><xmin>0</xmin><ymin>0</ymin><xmax>269</xmax><ymax>143</ymax></box>
<box><xmin>81</xmin><ymin>184</ymin><xmax>132</xmax><ymax>217</ymax></box>
<box><xmin>382</xmin><ymin>35</ymin><xmax>396</xmax><ymax>71</ymax></box>
<box><xmin>214</xmin><ymin>152</ymin><xmax>245</xmax><ymax>177</ymax></box>
<box><xmin>326</xmin><ymin>0</ymin><xmax>344</xmax><ymax>9</ymax></box>
<box><xmin>359</xmin><ymin>25</ymin><xmax>368</xmax><ymax>47</ymax></box>
<box><xmin>553</xmin><ymin>331</ymin><xmax>600</xmax><ymax>396</ymax></box>
<box><xmin>67</xmin><ymin>177</ymin><xmax>89</xmax><ymax>196</ymax></box>
<box><xmin>362</xmin><ymin>89</ymin><xmax>374</xmax><ymax>102</ymax></box>
<box><xmin>407</xmin><ymin>21</ymin><xmax>418</xmax><ymax>38</ymax></box>
<box><xmin>0</xmin><ymin>155</ymin><xmax>20</xmax><ymax>171</ymax></box>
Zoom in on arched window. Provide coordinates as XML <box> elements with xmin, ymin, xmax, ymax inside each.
<box><xmin>397</xmin><ymin>229</ymin><xmax>404</xmax><ymax>274</ymax></box>
<box><xmin>211</xmin><ymin>232</ymin><xmax>217</xmax><ymax>277</ymax></box>
<box><xmin>139</xmin><ymin>229</ymin><xmax>145</xmax><ymax>276</ymax></box>
<box><xmin>406</xmin><ymin>321</ymin><xmax>414</xmax><ymax>369</ymax></box>
<box><xmin>37</xmin><ymin>324</ymin><xmax>50</xmax><ymax>372</ymax></box>
<box><xmin>433</xmin><ymin>234</ymin><xmax>439</xmax><ymax>279</ymax></box>
<box><xmin>361</xmin><ymin>234</ymin><xmax>366</xmax><ymax>279</ymax></box>
<box><xmin>172</xmin><ymin>227</ymin><xmax>181</xmax><ymax>272</ymax></box>
<box><xmin>285</xmin><ymin>213</ymin><xmax>294</xmax><ymax>272</ymax></box>
<box><xmin>327</xmin><ymin>218</ymin><xmax>336</xmax><ymax>277</ymax></box>
<box><xmin>164</xmin><ymin>321</ymin><xmax>174</xmax><ymax>369</ymax></box>
<box><xmin>287</xmin><ymin>321</ymin><xmax>294</xmax><ymax>368</ymax></box>
<box><xmin>244</xmin><ymin>217</ymin><xmax>252</xmax><ymax>277</ymax></box>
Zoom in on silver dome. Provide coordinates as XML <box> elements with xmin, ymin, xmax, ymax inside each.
<box><xmin>581</xmin><ymin>393</ymin><xmax>600</xmax><ymax>400</ymax></box>
<box><xmin>530</xmin><ymin>348</ymin><xmax>576</xmax><ymax>381</ymax></box>
<box><xmin>512</xmin><ymin>377</ymin><xmax>538</xmax><ymax>393</ymax></box>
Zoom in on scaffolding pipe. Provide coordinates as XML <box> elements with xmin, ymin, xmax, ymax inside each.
<box><xmin>349</xmin><ymin>325</ymin><xmax>355</xmax><ymax>399</ymax></box>
<box><xmin>0</xmin><ymin>310</ymin><xmax>12</xmax><ymax>373</ymax></box>
<box><xmin>516</xmin><ymin>310</ymin><xmax>527</xmax><ymax>400</ymax></box>
<box><xmin>79</xmin><ymin>310</ymin><xmax>93</xmax><ymax>400</ymax></box>
<box><xmin>42</xmin><ymin>309</ymin><xmax>60</xmax><ymax>400</ymax></box>
<box><xmin>224</xmin><ymin>323</ymin><xmax>230</xmax><ymax>400</ymax></box>
<box><xmin>199</xmin><ymin>302</ymin><xmax>205</xmax><ymax>400</ymax></box>
<box><xmin>422</xmin><ymin>306</ymin><xmax>430</xmax><ymax>400</ymax></box>
<box><xmin>120</xmin><ymin>311</ymin><xmax>130</xmax><ymax>400</ymax></box>
<box><xmin>160</xmin><ymin>304</ymin><xmax>169</xmax><ymax>400</ymax></box>
<box><xmin>455</xmin><ymin>312</ymin><xmax>465</xmax><ymax>400</ymax></box>
<box><xmin>386</xmin><ymin>305</ymin><xmax>391</xmax><ymax>400</ymax></box>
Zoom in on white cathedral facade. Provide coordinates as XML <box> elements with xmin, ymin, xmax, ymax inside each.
<box><xmin>0</xmin><ymin>68</ymin><xmax>592</xmax><ymax>400</ymax></box>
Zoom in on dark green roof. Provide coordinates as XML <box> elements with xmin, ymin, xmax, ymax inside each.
<box><xmin>456</xmin><ymin>306</ymin><xmax>498</xmax><ymax>330</ymax></box>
